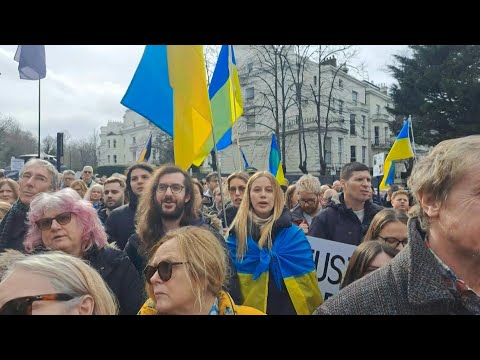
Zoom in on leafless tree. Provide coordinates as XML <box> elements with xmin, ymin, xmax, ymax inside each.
<box><xmin>42</xmin><ymin>135</ymin><xmax>56</xmax><ymax>155</ymax></box>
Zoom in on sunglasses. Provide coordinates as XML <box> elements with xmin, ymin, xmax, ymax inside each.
<box><xmin>0</xmin><ymin>293</ymin><xmax>75</xmax><ymax>315</ymax></box>
<box><xmin>35</xmin><ymin>212</ymin><xmax>73</xmax><ymax>231</ymax></box>
<box><xmin>144</xmin><ymin>261</ymin><xmax>188</xmax><ymax>284</ymax></box>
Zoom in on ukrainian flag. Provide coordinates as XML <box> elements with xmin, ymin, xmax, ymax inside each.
<box><xmin>121</xmin><ymin>45</ymin><xmax>213</xmax><ymax>170</ymax></box>
<box><xmin>193</xmin><ymin>45</ymin><xmax>243</xmax><ymax>165</ymax></box>
<box><xmin>269</xmin><ymin>133</ymin><xmax>286</xmax><ymax>186</ymax></box>
<box><xmin>227</xmin><ymin>225</ymin><xmax>323</xmax><ymax>314</ymax></box>
<box><xmin>137</xmin><ymin>132</ymin><xmax>152</xmax><ymax>163</ymax></box>
<box><xmin>380</xmin><ymin>118</ymin><xmax>414</xmax><ymax>190</ymax></box>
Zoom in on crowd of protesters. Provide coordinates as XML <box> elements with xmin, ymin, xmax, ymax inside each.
<box><xmin>0</xmin><ymin>134</ymin><xmax>478</xmax><ymax>315</ymax></box>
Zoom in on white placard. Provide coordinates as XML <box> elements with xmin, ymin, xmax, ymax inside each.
<box><xmin>10</xmin><ymin>158</ymin><xmax>25</xmax><ymax>172</ymax></box>
<box><xmin>307</xmin><ymin>236</ymin><xmax>357</xmax><ymax>301</ymax></box>
<box><xmin>373</xmin><ymin>152</ymin><xmax>385</xmax><ymax>177</ymax></box>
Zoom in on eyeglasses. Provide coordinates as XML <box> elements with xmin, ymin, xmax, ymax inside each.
<box><xmin>0</xmin><ymin>293</ymin><xmax>75</xmax><ymax>315</ymax></box>
<box><xmin>156</xmin><ymin>184</ymin><xmax>184</xmax><ymax>194</ymax></box>
<box><xmin>229</xmin><ymin>186</ymin><xmax>246</xmax><ymax>194</ymax></box>
<box><xmin>298</xmin><ymin>198</ymin><xmax>318</xmax><ymax>205</ymax></box>
<box><xmin>35</xmin><ymin>212</ymin><xmax>73</xmax><ymax>231</ymax></box>
<box><xmin>378</xmin><ymin>235</ymin><xmax>408</xmax><ymax>248</ymax></box>
<box><xmin>144</xmin><ymin>261</ymin><xmax>188</xmax><ymax>284</ymax></box>
<box><xmin>83</xmin><ymin>171</ymin><xmax>92</xmax><ymax>174</ymax></box>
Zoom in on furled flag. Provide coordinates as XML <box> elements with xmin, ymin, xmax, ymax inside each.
<box><xmin>193</xmin><ymin>45</ymin><xmax>243</xmax><ymax>165</ymax></box>
<box><xmin>137</xmin><ymin>132</ymin><xmax>153</xmax><ymax>162</ymax></box>
<box><xmin>121</xmin><ymin>45</ymin><xmax>213</xmax><ymax>170</ymax></box>
<box><xmin>379</xmin><ymin>117</ymin><xmax>414</xmax><ymax>190</ymax></box>
<box><xmin>269</xmin><ymin>133</ymin><xmax>286</xmax><ymax>186</ymax></box>
<box><xmin>14</xmin><ymin>45</ymin><xmax>46</xmax><ymax>80</ymax></box>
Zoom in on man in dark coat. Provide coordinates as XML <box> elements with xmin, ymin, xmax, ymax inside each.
<box><xmin>314</xmin><ymin>135</ymin><xmax>480</xmax><ymax>315</ymax></box>
<box><xmin>309</xmin><ymin>162</ymin><xmax>382</xmax><ymax>246</ymax></box>
<box><xmin>105</xmin><ymin>163</ymin><xmax>154</xmax><ymax>250</ymax></box>
<box><xmin>0</xmin><ymin>159</ymin><xmax>58</xmax><ymax>252</ymax></box>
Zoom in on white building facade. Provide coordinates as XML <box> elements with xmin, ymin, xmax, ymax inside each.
<box><xmin>97</xmin><ymin>110</ymin><xmax>158</xmax><ymax>166</ymax></box>
<box><xmin>202</xmin><ymin>45</ymin><xmax>425</xmax><ymax>181</ymax></box>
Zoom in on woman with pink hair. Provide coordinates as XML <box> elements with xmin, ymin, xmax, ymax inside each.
<box><xmin>24</xmin><ymin>188</ymin><xmax>144</xmax><ymax>315</ymax></box>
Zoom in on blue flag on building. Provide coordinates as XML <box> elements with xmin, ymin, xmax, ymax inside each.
<box><xmin>240</xmin><ymin>146</ymin><xmax>250</xmax><ymax>168</ymax></box>
<box><xmin>14</xmin><ymin>45</ymin><xmax>46</xmax><ymax>80</ymax></box>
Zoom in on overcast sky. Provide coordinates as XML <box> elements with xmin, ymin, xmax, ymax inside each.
<box><xmin>0</xmin><ymin>45</ymin><xmax>408</xmax><ymax>141</ymax></box>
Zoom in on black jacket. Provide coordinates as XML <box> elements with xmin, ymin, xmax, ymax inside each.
<box><xmin>219</xmin><ymin>205</ymin><xmax>238</xmax><ymax>228</ymax></box>
<box><xmin>309</xmin><ymin>193</ymin><xmax>383</xmax><ymax>246</ymax></box>
<box><xmin>84</xmin><ymin>245</ymin><xmax>145</xmax><ymax>315</ymax></box>
<box><xmin>0</xmin><ymin>200</ymin><xmax>29</xmax><ymax>252</ymax></box>
<box><xmin>105</xmin><ymin>203</ymin><xmax>136</xmax><ymax>250</ymax></box>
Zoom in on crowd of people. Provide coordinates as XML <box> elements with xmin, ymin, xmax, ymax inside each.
<box><xmin>0</xmin><ymin>134</ymin><xmax>478</xmax><ymax>315</ymax></box>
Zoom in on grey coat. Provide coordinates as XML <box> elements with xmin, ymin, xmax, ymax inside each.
<box><xmin>314</xmin><ymin>217</ymin><xmax>476</xmax><ymax>315</ymax></box>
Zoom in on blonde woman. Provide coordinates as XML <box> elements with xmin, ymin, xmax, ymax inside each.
<box><xmin>84</xmin><ymin>183</ymin><xmax>104</xmax><ymax>210</ymax></box>
<box><xmin>0</xmin><ymin>250</ymin><xmax>118</xmax><ymax>315</ymax></box>
<box><xmin>226</xmin><ymin>171</ymin><xmax>323</xmax><ymax>315</ymax></box>
<box><xmin>139</xmin><ymin>226</ymin><xmax>263</xmax><ymax>315</ymax></box>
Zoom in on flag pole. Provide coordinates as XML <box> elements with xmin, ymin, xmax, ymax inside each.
<box><xmin>408</xmin><ymin>114</ymin><xmax>417</xmax><ymax>160</ymax></box>
<box><xmin>210</xmin><ymin>121</ymin><xmax>229</xmax><ymax>230</ymax></box>
<box><xmin>228</xmin><ymin>45</ymin><xmax>243</xmax><ymax>171</ymax></box>
<box><xmin>38</xmin><ymin>79</ymin><xmax>41</xmax><ymax>158</ymax></box>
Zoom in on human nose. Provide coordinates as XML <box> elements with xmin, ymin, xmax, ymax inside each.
<box><xmin>50</xmin><ymin>219</ymin><xmax>62</xmax><ymax>230</ymax></box>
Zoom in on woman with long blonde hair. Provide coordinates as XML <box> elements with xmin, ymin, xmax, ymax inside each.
<box><xmin>227</xmin><ymin>171</ymin><xmax>323</xmax><ymax>315</ymax></box>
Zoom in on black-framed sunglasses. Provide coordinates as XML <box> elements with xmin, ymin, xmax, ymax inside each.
<box><xmin>156</xmin><ymin>184</ymin><xmax>184</xmax><ymax>194</ymax></box>
<box><xmin>144</xmin><ymin>261</ymin><xmax>188</xmax><ymax>284</ymax></box>
<box><xmin>0</xmin><ymin>293</ymin><xmax>75</xmax><ymax>315</ymax></box>
<box><xmin>35</xmin><ymin>212</ymin><xmax>73</xmax><ymax>231</ymax></box>
<box><xmin>378</xmin><ymin>235</ymin><xmax>408</xmax><ymax>248</ymax></box>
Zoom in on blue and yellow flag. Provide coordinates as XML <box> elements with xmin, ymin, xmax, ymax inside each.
<box><xmin>137</xmin><ymin>132</ymin><xmax>152</xmax><ymax>163</ymax></box>
<box><xmin>379</xmin><ymin>118</ymin><xmax>414</xmax><ymax>190</ymax></box>
<box><xmin>193</xmin><ymin>45</ymin><xmax>243</xmax><ymax>165</ymax></box>
<box><xmin>121</xmin><ymin>45</ymin><xmax>213</xmax><ymax>170</ymax></box>
<box><xmin>269</xmin><ymin>133</ymin><xmax>286</xmax><ymax>186</ymax></box>
<box><xmin>226</xmin><ymin>226</ymin><xmax>323</xmax><ymax>314</ymax></box>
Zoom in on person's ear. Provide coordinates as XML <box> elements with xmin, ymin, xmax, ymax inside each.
<box><xmin>76</xmin><ymin>295</ymin><xmax>95</xmax><ymax>315</ymax></box>
<box><xmin>417</xmin><ymin>192</ymin><xmax>441</xmax><ymax>219</ymax></box>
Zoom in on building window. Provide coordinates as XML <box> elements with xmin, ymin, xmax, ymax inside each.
<box><xmin>108</xmin><ymin>155</ymin><xmax>111</xmax><ymax>164</ymax></box>
<box><xmin>325</xmin><ymin>137</ymin><xmax>332</xmax><ymax>165</ymax></box>
<box><xmin>246</xmin><ymin>113</ymin><xmax>256</xmax><ymax>131</ymax></box>
<box><xmin>113</xmin><ymin>139</ymin><xmax>116</xmax><ymax>148</ymax></box>
<box><xmin>246</xmin><ymin>87</ymin><xmax>254</xmax><ymax>101</ymax></box>
<box><xmin>339</xmin><ymin>79</ymin><xmax>343</xmax><ymax>89</ymax></box>
<box><xmin>376</xmin><ymin>104</ymin><xmax>381</xmax><ymax>114</ymax></box>
<box><xmin>362</xmin><ymin>115</ymin><xmax>366</xmax><ymax>136</ymax></box>
<box><xmin>132</xmin><ymin>151</ymin><xmax>136</xmax><ymax>161</ymax></box>
<box><xmin>152</xmin><ymin>149</ymin><xmax>156</xmax><ymax>160</ymax></box>
<box><xmin>113</xmin><ymin>155</ymin><xmax>117</xmax><ymax>164</ymax></box>
<box><xmin>132</xmin><ymin>136</ymin><xmax>136</xmax><ymax>144</ymax></box>
<box><xmin>133</xmin><ymin>121</ymin><xmax>136</xmax><ymax>128</ymax></box>
<box><xmin>362</xmin><ymin>146</ymin><xmax>366</xmax><ymax>164</ymax></box>
<box><xmin>314</xmin><ymin>75</ymin><xmax>317</xmax><ymax>86</ymax></box>
<box><xmin>385</xmin><ymin>127</ymin><xmax>389</xmax><ymax>143</ymax></box>
<box><xmin>339</xmin><ymin>100</ymin><xmax>344</xmax><ymax>115</ymax></box>
<box><xmin>247</xmin><ymin>62</ymin><xmax>253</xmax><ymax>72</ymax></box>
<box><xmin>350</xmin><ymin>146</ymin><xmax>356</xmax><ymax>162</ymax></box>
<box><xmin>374</xmin><ymin>126</ymin><xmax>380</xmax><ymax>145</ymax></box>
<box><xmin>338</xmin><ymin>138</ymin><xmax>343</xmax><ymax>165</ymax></box>
<box><xmin>352</xmin><ymin>91</ymin><xmax>358</xmax><ymax>105</ymax></box>
<box><xmin>350</xmin><ymin>114</ymin><xmax>356</xmax><ymax>135</ymax></box>
<box><xmin>331</xmin><ymin>97</ymin><xmax>336</xmax><ymax>112</ymax></box>
<box><xmin>107</xmin><ymin>140</ymin><xmax>110</xmax><ymax>148</ymax></box>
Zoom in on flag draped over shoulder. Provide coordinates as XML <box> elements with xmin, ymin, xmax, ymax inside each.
<box><xmin>226</xmin><ymin>226</ymin><xmax>323</xmax><ymax>315</ymax></box>
<box><xmin>121</xmin><ymin>45</ymin><xmax>212</xmax><ymax>170</ymax></box>
<box><xmin>137</xmin><ymin>132</ymin><xmax>152</xmax><ymax>162</ymax></box>
<box><xmin>269</xmin><ymin>133</ymin><xmax>286</xmax><ymax>186</ymax></box>
<box><xmin>193</xmin><ymin>45</ymin><xmax>243</xmax><ymax>165</ymax></box>
<box><xmin>14</xmin><ymin>45</ymin><xmax>46</xmax><ymax>80</ymax></box>
<box><xmin>379</xmin><ymin>118</ymin><xmax>414</xmax><ymax>190</ymax></box>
